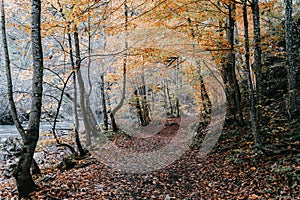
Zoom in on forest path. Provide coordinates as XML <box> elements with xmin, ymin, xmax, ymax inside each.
<box><xmin>0</xmin><ymin>120</ymin><xmax>298</xmax><ymax>199</ymax></box>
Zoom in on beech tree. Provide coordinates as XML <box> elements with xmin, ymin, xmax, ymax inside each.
<box><xmin>1</xmin><ymin>0</ymin><xmax>43</xmax><ymax>197</ymax></box>
<box><xmin>1</xmin><ymin>0</ymin><xmax>41</xmax><ymax>173</ymax></box>
<box><xmin>2</xmin><ymin>0</ymin><xmax>44</xmax><ymax>198</ymax></box>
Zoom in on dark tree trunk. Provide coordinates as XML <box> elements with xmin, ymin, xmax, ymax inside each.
<box><xmin>133</xmin><ymin>86</ymin><xmax>150</xmax><ymax>126</ymax></box>
<box><xmin>285</xmin><ymin>0</ymin><xmax>297</xmax><ymax>119</ymax></box>
<box><xmin>251</xmin><ymin>0</ymin><xmax>263</xmax><ymax>122</ymax></box>
<box><xmin>74</xmin><ymin>30</ymin><xmax>92</xmax><ymax>146</ymax></box>
<box><xmin>175</xmin><ymin>59</ymin><xmax>180</xmax><ymax>118</ymax></box>
<box><xmin>100</xmin><ymin>74</ymin><xmax>109</xmax><ymax>130</ymax></box>
<box><xmin>134</xmin><ymin>89</ymin><xmax>145</xmax><ymax>126</ymax></box>
<box><xmin>51</xmin><ymin>71</ymin><xmax>74</xmax><ymax>143</ymax></box>
<box><xmin>198</xmin><ymin>61</ymin><xmax>212</xmax><ymax>122</ymax></box>
<box><xmin>110</xmin><ymin>112</ymin><xmax>118</xmax><ymax>132</ymax></box>
<box><xmin>1</xmin><ymin>0</ymin><xmax>41</xmax><ymax>184</ymax></box>
<box><xmin>67</xmin><ymin>32</ymin><xmax>86</xmax><ymax>156</ymax></box>
<box><xmin>31</xmin><ymin>159</ymin><xmax>41</xmax><ymax>175</ymax></box>
<box><xmin>164</xmin><ymin>80</ymin><xmax>174</xmax><ymax>117</ymax></box>
<box><xmin>13</xmin><ymin>0</ymin><xmax>44</xmax><ymax>198</ymax></box>
<box><xmin>243</xmin><ymin>0</ymin><xmax>261</xmax><ymax>148</ymax></box>
<box><xmin>223</xmin><ymin>0</ymin><xmax>243</xmax><ymax>124</ymax></box>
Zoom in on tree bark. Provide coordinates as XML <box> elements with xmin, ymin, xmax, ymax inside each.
<box><xmin>67</xmin><ymin>32</ymin><xmax>86</xmax><ymax>156</ymax></box>
<box><xmin>51</xmin><ymin>71</ymin><xmax>74</xmax><ymax>143</ymax></box>
<box><xmin>223</xmin><ymin>0</ymin><xmax>243</xmax><ymax>124</ymax></box>
<box><xmin>251</xmin><ymin>0</ymin><xmax>263</xmax><ymax>122</ymax></box>
<box><xmin>100</xmin><ymin>74</ymin><xmax>109</xmax><ymax>130</ymax></box>
<box><xmin>1</xmin><ymin>0</ymin><xmax>25</xmax><ymax>140</ymax></box>
<box><xmin>197</xmin><ymin>60</ymin><xmax>211</xmax><ymax>122</ymax></box>
<box><xmin>74</xmin><ymin>30</ymin><xmax>92</xmax><ymax>146</ymax></box>
<box><xmin>13</xmin><ymin>0</ymin><xmax>44</xmax><ymax>197</ymax></box>
<box><xmin>1</xmin><ymin>0</ymin><xmax>41</xmax><ymax>180</ymax></box>
<box><xmin>243</xmin><ymin>0</ymin><xmax>261</xmax><ymax>148</ymax></box>
<box><xmin>285</xmin><ymin>0</ymin><xmax>296</xmax><ymax>119</ymax></box>
<box><xmin>110</xmin><ymin>0</ymin><xmax>128</xmax><ymax>131</ymax></box>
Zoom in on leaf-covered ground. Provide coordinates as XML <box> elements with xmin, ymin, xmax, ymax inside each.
<box><xmin>0</xmin><ymin>120</ymin><xmax>299</xmax><ymax>200</ymax></box>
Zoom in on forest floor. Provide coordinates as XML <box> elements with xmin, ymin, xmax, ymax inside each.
<box><xmin>0</xmin><ymin>118</ymin><xmax>299</xmax><ymax>200</ymax></box>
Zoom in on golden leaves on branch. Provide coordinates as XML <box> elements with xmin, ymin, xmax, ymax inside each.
<box><xmin>41</xmin><ymin>0</ymin><xmax>105</xmax><ymax>35</ymax></box>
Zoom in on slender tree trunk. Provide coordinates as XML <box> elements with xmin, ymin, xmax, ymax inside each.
<box><xmin>165</xmin><ymin>81</ymin><xmax>174</xmax><ymax>117</ymax></box>
<box><xmin>197</xmin><ymin>61</ymin><xmax>211</xmax><ymax>122</ymax></box>
<box><xmin>13</xmin><ymin>0</ymin><xmax>43</xmax><ymax>197</ymax></box>
<box><xmin>67</xmin><ymin>32</ymin><xmax>86</xmax><ymax>156</ymax></box>
<box><xmin>100</xmin><ymin>74</ymin><xmax>109</xmax><ymax>130</ymax></box>
<box><xmin>1</xmin><ymin>0</ymin><xmax>25</xmax><ymax>140</ymax></box>
<box><xmin>140</xmin><ymin>72</ymin><xmax>151</xmax><ymax>126</ymax></box>
<box><xmin>51</xmin><ymin>71</ymin><xmax>74</xmax><ymax>143</ymax></box>
<box><xmin>86</xmin><ymin>100</ymin><xmax>100</xmax><ymax>134</ymax></box>
<box><xmin>175</xmin><ymin>59</ymin><xmax>180</xmax><ymax>118</ymax></box>
<box><xmin>285</xmin><ymin>0</ymin><xmax>296</xmax><ymax>119</ymax></box>
<box><xmin>1</xmin><ymin>0</ymin><xmax>41</xmax><ymax>178</ymax></box>
<box><xmin>162</xmin><ymin>81</ymin><xmax>168</xmax><ymax>116</ymax></box>
<box><xmin>243</xmin><ymin>0</ymin><xmax>261</xmax><ymax>148</ymax></box>
<box><xmin>85</xmin><ymin>13</ymin><xmax>102</xmax><ymax>135</ymax></box>
<box><xmin>226</xmin><ymin>0</ymin><xmax>243</xmax><ymax>124</ymax></box>
<box><xmin>110</xmin><ymin>0</ymin><xmax>128</xmax><ymax>131</ymax></box>
<box><xmin>87</xmin><ymin>11</ymin><xmax>93</xmax><ymax>97</ymax></box>
<box><xmin>251</xmin><ymin>0</ymin><xmax>263</xmax><ymax>122</ymax></box>
<box><xmin>221</xmin><ymin>0</ymin><xmax>243</xmax><ymax>123</ymax></box>
<box><xmin>74</xmin><ymin>30</ymin><xmax>92</xmax><ymax>146</ymax></box>
<box><xmin>189</xmin><ymin>18</ymin><xmax>210</xmax><ymax>122</ymax></box>
<box><xmin>134</xmin><ymin>89</ymin><xmax>145</xmax><ymax>126</ymax></box>
<box><xmin>110</xmin><ymin>112</ymin><xmax>118</xmax><ymax>132</ymax></box>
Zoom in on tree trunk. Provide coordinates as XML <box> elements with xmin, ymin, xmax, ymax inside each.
<box><xmin>13</xmin><ymin>0</ymin><xmax>44</xmax><ymax>197</ymax></box>
<box><xmin>100</xmin><ymin>74</ymin><xmax>109</xmax><ymax>130</ymax></box>
<box><xmin>223</xmin><ymin>0</ymin><xmax>243</xmax><ymax>124</ymax></box>
<box><xmin>175</xmin><ymin>59</ymin><xmax>180</xmax><ymax>118</ymax></box>
<box><xmin>74</xmin><ymin>30</ymin><xmax>92</xmax><ymax>146</ymax></box>
<box><xmin>85</xmin><ymin>15</ymin><xmax>102</xmax><ymax>135</ymax></box>
<box><xmin>134</xmin><ymin>89</ymin><xmax>145</xmax><ymax>126</ymax></box>
<box><xmin>189</xmin><ymin>18</ymin><xmax>210</xmax><ymax>122</ymax></box>
<box><xmin>229</xmin><ymin>0</ymin><xmax>243</xmax><ymax>124</ymax></box>
<box><xmin>251</xmin><ymin>0</ymin><xmax>263</xmax><ymax>122</ymax></box>
<box><xmin>86</xmin><ymin>99</ymin><xmax>101</xmax><ymax>135</ymax></box>
<box><xmin>110</xmin><ymin>112</ymin><xmax>118</xmax><ymax>132</ymax></box>
<box><xmin>285</xmin><ymin>0</ymin><xmax>296</xmax><ymax>119</ymax></box>
<box><xmin>243</xmin><ymin>0</ymin><xmax>261</xmax><ymax>148</ymax></box>
<box><xmin>1</xmin><ymin>0</ymin><xmax>41</xmax><ymax>182</ymax></box>
<box><xmin>1</xmin><ymin>0</ymin><xmax>25</xmax><ymax>140</ymax></box>
<box><xmin>110</xmin><ymin>0</ymin><xmax>128</xmax><ymax>131</ymax></box>
<box><xmin>197</xmin><ymin>61</ymin><xmax>211</xmax><ymax>122</ymax></box>
<box><xmin>140</xmin><ymin>72</ymin><xmax>151</xmax><ymax>126</ymax></box>
<box><xmin>67</xmin><ymin>32</ymin><xmax>86</xmax><ymax>156</ymax></box>
<box><xmin>165</xmin><ymin>81</ymin><xmax>174</xmax><ymax>117</ymax></box>
<box><xmin>51</xmin><ymin>71</ymin><xmax>74</xmax><ymax>143</ymax></box>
